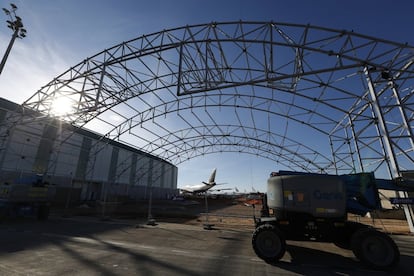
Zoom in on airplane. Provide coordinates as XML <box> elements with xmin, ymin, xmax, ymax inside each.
<box><xmin>179</xmin><ymin>168</ymin><xmax>230</xmax><ymax>194</ymax></box>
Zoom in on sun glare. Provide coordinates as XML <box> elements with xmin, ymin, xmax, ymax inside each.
<box><xmin>50</xmin><ymin>96</ymin><xmax>74</xmax><ymax>117</ymax></box>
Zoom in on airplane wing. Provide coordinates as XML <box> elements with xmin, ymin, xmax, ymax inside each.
<box><xmin>210</xmin><ymin>187</ymin><xmax>233</xmax><ymax>192</ymax></box>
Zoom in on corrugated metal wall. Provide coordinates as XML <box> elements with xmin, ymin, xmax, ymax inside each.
<box><xmin>0</xmin><ymin>98</ymin><xmax>178</xmax><ymax>203</ymax></box>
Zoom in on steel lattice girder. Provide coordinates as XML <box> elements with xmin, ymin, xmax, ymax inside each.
<box><xmin>10</xmin><ymin>21</ymin><xmax>414</xmax><ymax>178</ymax></box>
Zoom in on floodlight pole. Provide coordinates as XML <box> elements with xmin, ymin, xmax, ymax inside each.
<box><xmin>0</xmin><ymin>3</ymin><xmax>27</xmax><ymax>76</ymax></box>
<box><xmin>0</xmin><ymin>24</ymin><xmax>18</xmax><ymax>75</ymax></box>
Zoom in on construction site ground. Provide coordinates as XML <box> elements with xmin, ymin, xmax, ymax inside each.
<box><xmin>2</xmin><ymin>197</ymin><xmax>413</xmax><ymax>275</ymax></box>
<box><xmin>57</xmin><ymin>197</ymin><xmax>412</xmax><ymax>235</ymax></box>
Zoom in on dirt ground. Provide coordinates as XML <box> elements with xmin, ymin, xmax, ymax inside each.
<box><xmin>58</xmin><ymin>197</ymin><xmax>412</xmax><ymax>234</ymax></box>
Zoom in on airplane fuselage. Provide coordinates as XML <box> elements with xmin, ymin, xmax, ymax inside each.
<box><xmin>180</xmin><ymin>182</ymin><xmax>216</xmax><ymax>194</ymax></box>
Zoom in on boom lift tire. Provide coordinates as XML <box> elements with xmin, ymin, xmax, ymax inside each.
<box><xmin>252</xmin><ymin>223</ymin><xmax>286</xmax><ymax>263</ymax></box>
<box><xmin>333</xmin><ymin>221</ymin><xmax>365</xmax><ymax>250</ymax></box>
<box><xmin>37</xmin><ymin>205</ymin><xmax>50</xmax><ymax>221</ymax></box>
<box><xmin>0</xmin><ymin>207</ymin><xmax>6</xmax><ymax>222</ymax></box>
<box><xmin>350</xmin><ymin>228</ymin><xmax>400</xmax><ymax>270</ymax></box>
<box><xmin>334</xmin><ymin>240</ymin><xmax>351</xmax><ymax>250</ymax></box>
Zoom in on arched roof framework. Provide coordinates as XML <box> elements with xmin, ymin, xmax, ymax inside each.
<box><xmin>13</xmin><ymin>21</ymin><xmax>414</xmax><ymax>178</ymax></box>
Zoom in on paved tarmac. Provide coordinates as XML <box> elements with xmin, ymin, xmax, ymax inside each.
<box><xmin>0</xmin><ymin>215</ymin><xmax>413</xmax><ymax>275</ymax></box>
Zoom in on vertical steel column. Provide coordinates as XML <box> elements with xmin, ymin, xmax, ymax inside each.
<box><xmin>147</xmin><ymin>159</ymin><xmax>156</xmax><ymax>225</ymax></box>
<box><xmin>390</xmin><ymin>81</ymin><xmax>414</xmax><ymax>149</ymax></box>
<box><xmin>364</xmin><ymin>66</ymin><xmax>414</xmax><ymax>232</ymax></box>
<box><xmin>348</xmin><ymin>115</ymin><xmax>363</xmax><ymax>172</ymax></box>
<box><xmin>328</xmin><ymin>135</ymin><xmax>339</xmax><ymax>174</ymax></box>
<box><xmin>364</xmin><ymin>67</ymin><xmax>399</xmax><ymax>176</ymax></box>
<box><xmin>389</xmin><ymin>78</ymin><xmax>414</xmax><ymax>233</ymax></box>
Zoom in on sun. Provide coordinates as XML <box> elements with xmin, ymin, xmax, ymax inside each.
<box><xmin>50</xmin><ymin>96</ymin><xmax>74</xmax><ymax>117</ymax></box>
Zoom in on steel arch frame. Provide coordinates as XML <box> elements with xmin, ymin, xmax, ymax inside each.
<box><xmin>2</xmin><ymin>21</ymin><xmax>414</xmax><ymax>181</ymax></box>
<box><xmin>94</xmin><ymin>123</ymin><xmax>334</xmax><ymax>170</ymax></box>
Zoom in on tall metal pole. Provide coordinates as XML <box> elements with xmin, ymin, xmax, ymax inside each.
<box><xmin>364</xmin><ymin>66</ymin><xmax>414</xmax><ymax>233</ymax></box>
<box><xmin>0</xmin><ymin>3</ymin><xmax>27</xmax><ymax>75</ymax></box>
<box><xmin>0</xmin><ymin>27</ymin><xmax>18</xmax><ymax>75</ymax></box>
<box><xmin>147</xmin><ymin>159</ymin><xmax>156</xmax><ymax>225</ymax></box>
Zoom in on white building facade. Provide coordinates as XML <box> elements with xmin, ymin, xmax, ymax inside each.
<box><xmin>0</xmin><ymin>98</ymin><xmax>178</xmax><ymax>204</ymax></box>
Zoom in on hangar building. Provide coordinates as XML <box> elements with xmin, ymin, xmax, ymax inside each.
<box><xmin>0</xmin><ymin>98</ymin><xmax>178</xmax><ymax>205</ymax></box>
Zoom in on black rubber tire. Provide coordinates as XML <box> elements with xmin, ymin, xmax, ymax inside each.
<box><xmin>252</xmin><ymin>224</ymin><xmax>286</xmax><ymax>263</ymax></box>
<box><xmin>334</xmin><ymin>240</ymin><xmax>351</xmax><ymax>250</ymax></box>
<box><xmin>0</xmin><ymin>207</ymin><xmax>6</xmax><ymax>222</ymax></box>
<box><xmin>37</xmin><ymin>205</ymin><xmax>50</xmax><ymax>221</ymax></box>
<box><xmin>351</xmin><ymin>228</ymin><xmax>400</xmax><ymax>270</ymax></box>
<box><xmin>334</xmin><ymin>221</ymin><xmax>365</xmax><ymax>250</ymax></box>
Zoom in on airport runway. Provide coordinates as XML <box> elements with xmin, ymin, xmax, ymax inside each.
<box><xmin>0</xmin><ymin>216</ymin><xmax>413</xmax><ymax>275</ymax></box>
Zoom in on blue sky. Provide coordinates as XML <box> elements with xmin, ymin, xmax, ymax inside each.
<box><xmin>1</xmin><ymin>0</ymin><xmax>413</xmax><ymax>192</ymax></box>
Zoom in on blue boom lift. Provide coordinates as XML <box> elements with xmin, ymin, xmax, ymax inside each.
<box><xmin>252</xmin><ymin>170</ymin><xmax>414</xmax><ymax>270</ymax></box>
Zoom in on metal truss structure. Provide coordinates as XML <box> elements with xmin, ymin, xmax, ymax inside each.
<box><xmin>4</xmin><ymin>21</ymin><xmax>414</xmax><ymax>180</ymax></box>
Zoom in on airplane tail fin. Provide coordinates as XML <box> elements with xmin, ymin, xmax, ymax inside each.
<box><xmin>208</xmin><ymin>168</ymin><xmax>217</xmax><ymax>184</ymax></box>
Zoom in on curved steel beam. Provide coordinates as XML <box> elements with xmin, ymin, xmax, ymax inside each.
<box><xmin>10</xmin><ymin>21</ymin><xmax>414</xmax><ymax>179</ymax></box>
